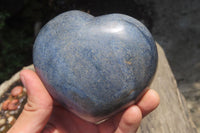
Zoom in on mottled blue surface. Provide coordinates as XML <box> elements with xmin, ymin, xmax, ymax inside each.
<box><xmin>33</xmin><ymin>10</ymin><xmax>158</xmax><ymax>123</ymax></box>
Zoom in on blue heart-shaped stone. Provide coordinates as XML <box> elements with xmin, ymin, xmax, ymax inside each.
<box><xmin>33</xmin><ymin>10</ymin><xmax>157</xmax><ymax>123</ymax></box>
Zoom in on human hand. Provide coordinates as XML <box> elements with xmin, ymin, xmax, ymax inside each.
<box><xmin>8</xmin><ymin>69</ymin><xmax>160</xmax><ymax>133</ymax></box>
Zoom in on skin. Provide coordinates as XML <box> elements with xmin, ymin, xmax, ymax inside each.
<box><xmin>8</xmin><ymin>69</ymin><xmax>160</xmax><ymax>133</ymax></box>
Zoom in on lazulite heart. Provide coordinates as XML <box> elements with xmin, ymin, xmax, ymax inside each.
<box><xmin>33</xmin><ymin>10</ymin><xmax>158</xmax><ymax>123</ymax></box>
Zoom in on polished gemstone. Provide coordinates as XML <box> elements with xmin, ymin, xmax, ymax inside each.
<box><xmin>33</xmin><ymin>10</ymin><xmax>158</xmax><ymax>123</ymax></box>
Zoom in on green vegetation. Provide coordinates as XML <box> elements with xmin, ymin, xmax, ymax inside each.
<box><xmin>0</xmin><ymin>17</ymin><xmax>33</xmax><ymax>83</ymax></box>
<box><xmin>0</xmin><ymin>0</ymin><xmax>49</xmax><ymax>83</ymax></box>
<box><xmin>0</xmin><ymin>12</ymin><xmax>9</xmax><ymax>30</ymax></box>
<box><xmin>0</xmin><ymin>0</ymin><xmax>154</xmax><ymax>83</ymax></box>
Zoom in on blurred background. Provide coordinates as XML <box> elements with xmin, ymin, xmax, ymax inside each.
<box><xmin>0</xmin><ymin>0</ymin><xmax>199</xmax><ymax>130</ymax></box>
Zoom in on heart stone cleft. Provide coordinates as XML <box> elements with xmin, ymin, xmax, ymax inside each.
<box><xmin>33</xmin><ymin>10</ymin><xmax>158</xmax><ymax>123</ymax></box>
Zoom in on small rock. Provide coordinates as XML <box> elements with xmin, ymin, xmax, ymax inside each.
<box><xmin>9</xmin><ymin>110</ymin><xmax>18</xmax><ymax>115</ymax></box>
<box><xmin>0</xmin><ymin>125</ymin><xmax>6</xmax><ymax>132</ymax></box>
<box><xmin>4</xmin><ymin>111</ymin><xmax>10</xmax><ymax>118</ymax></box>
<box><xmin>11</xmin><ymin>86</ymin><xmax>23</xmax><ymax>97</ymax></box>
<box><xmin>2</xmin><ymin>99</ymin><xmax>11</xmax><ymax>110</ymax></box>
<box><xmin>0</xmin><ymin>103</ymin><xmax>2</xmax><ymax>111</ymax></box>
<box><xmin>19</xmin><ymin>97</ymin><xmax>24</xmax><ymax>103</ymax></box>
<box><xmin>7</xmin><ymin>116</ymin><xmax>16</xmax><ymax>125</ymax></box>
<box><xmin>8</xmin><ymin>99</ymin><xmax>19</xmax><ymax>111</ymax></box>
<box><xmin>0</xmin><ymin>119</ymin><xmax>6</xmax><ymax>127</ymax></box>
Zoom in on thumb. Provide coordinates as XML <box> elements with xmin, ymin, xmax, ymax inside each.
<box><xmin>8</xmin><ymin>69</ymin><xmax>53</xmax><ymax>133</ymax></box>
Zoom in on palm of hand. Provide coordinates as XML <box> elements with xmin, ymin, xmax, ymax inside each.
<box><xmin>43</xmin><ymin>104</ymin><xmax>121</xmax><ymax>133</ymax></box>
<box><xmin>8</xmin><ymin>70</ymin><xmax>159</xmax><ymax>133</ymax></box>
